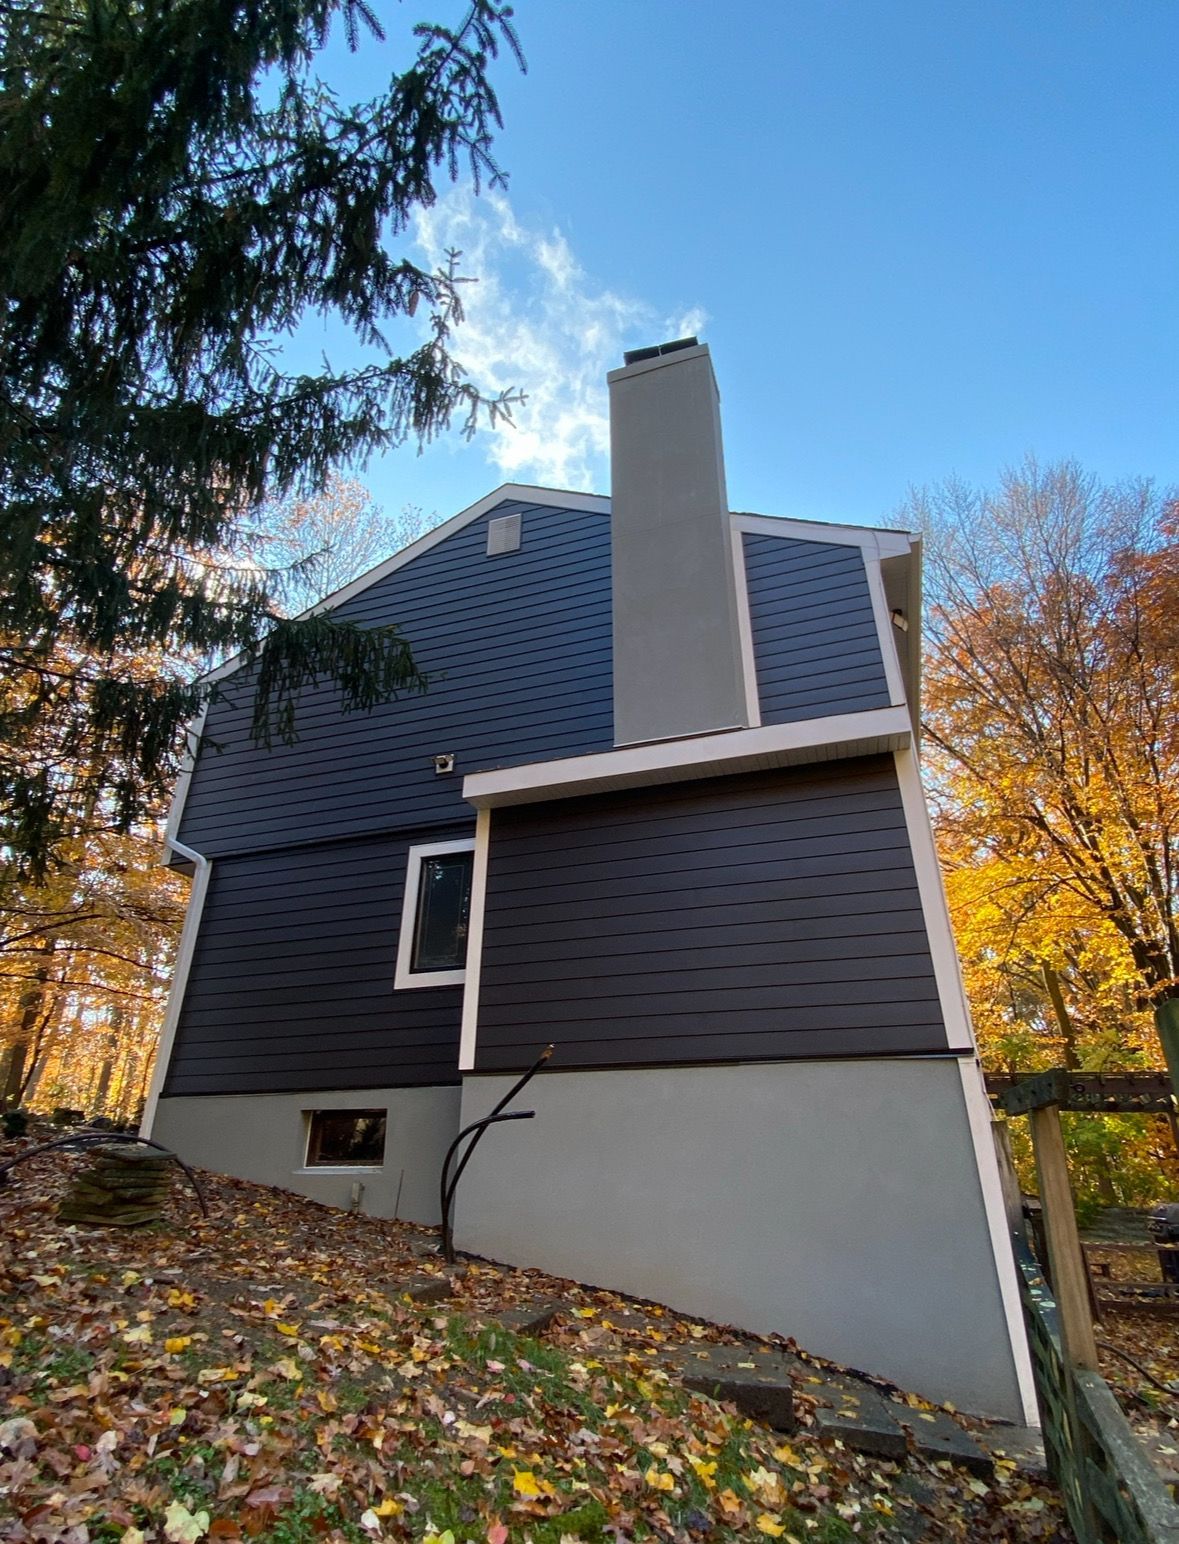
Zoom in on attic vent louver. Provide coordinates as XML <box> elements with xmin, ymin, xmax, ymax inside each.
<box><xmin>487</xmin><ymin>513</ymin><xmax>521</xmax><ymax>556</ymax></box>
<box><xmin>622</xmin><ymin>335</ymin><xmax>699</xmax><ymax>367</ymax></box>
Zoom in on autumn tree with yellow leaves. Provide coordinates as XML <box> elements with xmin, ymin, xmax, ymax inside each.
<box><xmin>908</xmin><ymin>460</ymin><xmax>1179</xmax><ymax>1208</ymax></box>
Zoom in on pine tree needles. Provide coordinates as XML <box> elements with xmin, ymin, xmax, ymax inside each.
<box><xmin>0</xmin><ymin>0</ymin><xmax>524</xmax><ymax>876</ymax></box>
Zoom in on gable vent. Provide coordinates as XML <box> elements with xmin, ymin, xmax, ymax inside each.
<box><xmin>487</xmin><ymin>513</ymin><xmax>522</xmax><ymax>555</ymax></box>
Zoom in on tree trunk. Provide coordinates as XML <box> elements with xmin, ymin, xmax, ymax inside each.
<box><xmin>2</xmin><ymin>940</ymin><xmax>56</xmax><ymax>1108</ymax></box>
<box><xmin>1042</xmin><ymin>964</ymin><xmax>1081</xmax><ymax>1071</ymax></box>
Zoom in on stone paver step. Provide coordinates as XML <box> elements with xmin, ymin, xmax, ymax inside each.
<box><xmin>481</xmin><ymin>1298</ymin><xmax>566</xmax><ymax>1337</ymax></box>
<box><xmin>665</xmin><ymin>1344</ymin><xmax>796</xmax><ymax>1433</ymax></box>
<box><xmin>899</xmin><ymin>1408</ymin><xmax>993</xmax><ymax>1476</ymax></box>
<box><xmin>387</xmin><ymin>1270</ymin><xmax>464</xmax><ymax>1306</ymax></box>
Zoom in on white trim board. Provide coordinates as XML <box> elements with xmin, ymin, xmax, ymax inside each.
<box><xmin>463</xmin><ymin>706</ymin><xmax>912</xmax><ymax>809</ymax></box>
<box><xmin>459</xmin><ymin>808</ymin><xmax>491</xmax><ymax>1072</ymax></box>
<box><xmin>162</xmin><ymin>700</ymin><xmax>209</xmax><ymax>867</ymax></box>
<box><xmin>394</xmin><ymin>836</ymin><xmax>477</xmax><ymax>990</ymax></box>
<box><xmin>891</xmin><ymin>743</ymin><xmax>1039</xmax><ymax>1426</ymax></box>
<box><xmin>140</xmin><ymin>843</ymin><xmax>212</xmax><ymax>1140</ymax></box>
<box><xmin>863</xmin><ymin>549</ymin><xmax>909</xmax><ymax>710</ymax></box>
<box><xmin>730</xmin><ymin>521</ymin><xmax>763</xmax><ymax>729</ymax></box>
<box><xmin>733</xmin><ymin>511</ymin><xmax>917</xmax><ymax>560</ymax></box>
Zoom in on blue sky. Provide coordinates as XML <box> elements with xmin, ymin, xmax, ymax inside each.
<box><xmin>302</xmin><ymin>0</ymin><xmax>1179</xmax><ymax>529</ymax></box>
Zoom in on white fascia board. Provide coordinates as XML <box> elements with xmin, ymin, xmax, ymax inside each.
<box><xmin>733</xmin><ymin>511</ymin><xmax>917</xmax><ymax>560</ymax></box>
<box><xmin>863</xmin><ymin>551</ymin><xmax>909</xmax><ymax>709</ymax></box>
<box><xmin>162</xmin><ymin>699</ymin><xmax>209</xmax><ymax>868</ymax></box>
<box><xmin>890</xmin><ymin>747</ymin><xmax>1040</xmax><ymax>1425</ymax></box>
<box><xmin>731</xmin><ymin>521</ymin><xmax>762</xmax><ymax>728</ymax></box>
<box><xmin>140</xmin><ymin>842</ymin><xmax>212</xmax><ymax>1139</ymax></box>
<box><xmin>458</xmin><ymin>808</ymin><xmax>490</xmax><ymax>1072</ymax></box>
<box><xmin>195</xmin><ymin>484</ymin><xmax>612</xmax><ymax>690</ymax></box>
<box><xmin>463</xmin><ymin>706</ymin><xmax>912</xmax><ymax>809</ymax></box>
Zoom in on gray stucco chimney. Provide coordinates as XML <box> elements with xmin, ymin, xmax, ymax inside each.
<box><xmin>608</xmin><ymin>339</ymin><xmax>750</xmax><ymax>747</ymax></box>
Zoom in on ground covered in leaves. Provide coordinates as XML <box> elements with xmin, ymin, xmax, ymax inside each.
<box><xmin>1082</xmin><ymin>1242</ymin><xmax>1179</xmax><ymax>1485</ymax></box>
<box><xmin>0</xmin><ymin>1138</ymin><xmax>1069</xmax><ymax>1543</ymax></box>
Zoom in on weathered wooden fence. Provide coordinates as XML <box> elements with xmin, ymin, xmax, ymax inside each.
<box><xmin>1017</xmin><ymin>1244</ymin><xmax>1179</xmax><ymax>1542</ymax></box>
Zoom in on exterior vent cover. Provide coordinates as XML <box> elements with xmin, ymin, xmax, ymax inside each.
<box><xmin>487</xmin><ymin>513</ymin><xmax>522</xmax><ymax>556</ymax></box>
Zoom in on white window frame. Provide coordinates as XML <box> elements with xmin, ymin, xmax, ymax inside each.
<box><xmin>394</xmin><ymin>837</ymin><xmax>476</xmax><ymax>989</ymax></box>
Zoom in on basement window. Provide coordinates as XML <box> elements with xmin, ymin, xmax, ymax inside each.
<box><xmin>395</xmin><ymin>838</ymin><xmax>475</xmax><ymax>989</ymax></box>
<box><xmin>305</xmin><ymin>1109</ymin><xmax>386</xmax><ymax>1167</ymax></box>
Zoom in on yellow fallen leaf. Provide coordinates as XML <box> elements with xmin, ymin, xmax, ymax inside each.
<box><xmin>272</xmin><ymin>1357</ymin><xmax>302</xmax><ymax>1380</ymax></box>
<box><xmin>644</xmin><ymin>1466</ymin><xmax>675</xmax><ymax>1492</ymax></box>
<box><xmin>275</xmin><ymin>1321</ymin><xmax>299</xmax><ymax>1337</ymax></box>
<box><xmin>168</xmin><ymin>1408</ymin><xmax>187</xmax><ymax>1426</ymax></box>
<box><xmin>122</xmin><ymin>1325</ymin><xmax>152</xmax><ymax>1344</ymax></box>
<box><xmin>164</xmin><ymin>1337</ymin><xmax>192</xmax><ymax>1354</ymax></box>
<box><xmin>373</xmin><ymin>1498</ymin><xmax>403</xmax><ymax>1518</ymax></box>
<box><xmin>316</xmin><ymin>1390</ymin><xmax>338</xmax><ymax>1412</ymax></box>
<box><xmin>456</xmin><ymin>1419</ymin><xmax>493</xmax><ymax>1443</ymax></box>
<box><xmin>718</xmin><ymin>1488</ymin><xmax>744</xmax><ymax>1516</ymax></box>
<box><xmin>513</xmin><ymin>1469</ymin><xmax>541</xmax><ymax>1497</ymax></box>
<box><xmin>163</xmin><ymin>1500</ymin><xmax>210</xmax><ymax>1543</ymax></box>
<box><xmin>756</xmin><ymin>1517</ymin><xmax>786</xmax><ymax>1538</ymax></box>
<box><xmin>689</xmin><ymin>1456</ymin><xmax>717</xmax><ymax>1488</ymax></box>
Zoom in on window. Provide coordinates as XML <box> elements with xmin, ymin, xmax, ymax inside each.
<box><xmin>305</xmin><ymin>1109</ymin><xmax>386</xmax><ymax>1167</ymax></box>
<box><xmin>395</xmin><ymin>838</ymin><xmax>475</xmax><ymax>989</ymax></box>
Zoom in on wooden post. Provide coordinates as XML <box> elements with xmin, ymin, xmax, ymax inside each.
<box><xmin>1029</xmin><ymin>1102</ymin><xmax>1099</xmax><ymax>1372</ymax></box>
<box><xmin>991</xmin><ymin>1118</ymin><xmax>1026</xmax><ymax>1245</ymax></box>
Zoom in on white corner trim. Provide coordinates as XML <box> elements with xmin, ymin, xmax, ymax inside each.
<box><xmin>731</xmin><ymin>523</ymin><xmax>762</xmax><ymax>729</ymax></box>
<box><xmin>458</xmin><ymin>808</ymin><xmax>491</xmax><ymax>1072</ymax></box>
<box><xmin>463</xmin><ymin>705</ymin><xmax>912</xmax><ymax>809</ymax></box>
<box><xmin>140</xmin><ymin>840</ymin><xmax>212</xmax><ymax>1139</ymax></box>
<box><xmin>162</xmin><ymin>701</ymin><xmax>210</xmax><ymax>864</ymax></box>
<box><xmin>892</xmin><ymin>744</ymin><xmax>977</xmax><ymax>1052</ymax></box>
<box><xmin>892</xmin><ymin>744</ymin><xmax>1040</xmax><ymax>1426</ymax></box>
<box><xmin>732</xmin><ymin>511</ymin><xmax>916</xmax><ymax>559</ymax></box>
<box><xmin>197</xmin><ymin>484</ymin><xmax>612</xmax><ymax>689</ymax></box>
<box><xmin>394</xmin><ymin>836</ymin><xmax>477</xmax><ymax>991</ymax></box>
<box><xmin>864</xmin><ymin>553</ymin><xmax>908</xmax><ymax>709</ymax></box>
<box><xmin>955</xmin><ymin>1056</ymin><xmax>1042</xmax><ymax>1427</ymax></box>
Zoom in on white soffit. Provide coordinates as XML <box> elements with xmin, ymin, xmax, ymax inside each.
<box><xmin>463</xmin><ymin>706</ymin><xmax>913</xmax><ymax>809</ymax></box>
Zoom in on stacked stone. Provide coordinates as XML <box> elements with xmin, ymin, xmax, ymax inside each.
<box><xmin>57</xmin><ymin>1144</ymin><xmax>174</xmax><ymax>1227</ymax></box>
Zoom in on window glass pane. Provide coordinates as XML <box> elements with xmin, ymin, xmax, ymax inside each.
<box><xmin>307</xmin><ymin>1110</ymin><xmax>386</xmax><ymax>1166</ymax></box>
<box><xmin>413</xmin><ymin>852</ymin><xmax>473</xmax><ymax>971</ymax></box>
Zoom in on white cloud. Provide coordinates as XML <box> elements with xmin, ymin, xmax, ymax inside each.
<box><xmin>413</xmin><ymin>188</ymin><xmax>705</xmax><ymax>492</ymax></box>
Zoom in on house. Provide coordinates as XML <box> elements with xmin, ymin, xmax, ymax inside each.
<box><xmin>146</xmin><ymin>339</ymin><xmax>1036</xmax><ymax>1425</ymax></box>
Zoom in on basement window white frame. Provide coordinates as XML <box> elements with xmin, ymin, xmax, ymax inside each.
<box><xmin>394</xmin><ymin>837</ymin><xmax>476</xmax><ymax>989</ymax></box>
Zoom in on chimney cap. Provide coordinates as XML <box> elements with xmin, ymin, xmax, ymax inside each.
<box><xmin>622</xmin><ymin>336</ymin><xmax>699</xmax><ymax>367</ymax></box>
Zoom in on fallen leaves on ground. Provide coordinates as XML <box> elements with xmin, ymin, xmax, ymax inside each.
<box><xmin>0</xmin><ymin>1127</ymin><xmax>1069</xmax><ymax>1541</ymax></box>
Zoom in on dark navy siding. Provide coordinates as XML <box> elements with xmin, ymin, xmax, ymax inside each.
<box><xmin>743</xmin><ymin>532</ymin><xmax>892</xmax><ymax>723</ymax></box>
<box><xmin>178</xmin><ymin>500</ymin><xmax>614</xmax><ymax>857</ymax></box>
<box><xmin>474</xmin><ymin>756</ymin><xmax>954</xmax><ymax>1073</ymax></box>
<box><xmin>162</xmin><ymin>831</ymin><xmax>468</xmax><ymax>1095</ymax></box>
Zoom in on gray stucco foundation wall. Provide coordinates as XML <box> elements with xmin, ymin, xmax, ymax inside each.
<box><xmin>152</xmin><ymin>1086</ymin><xmax>461</xmax><ymax>1224</ymax></box>
<box><xmin>455</xmin><ymin>1059</ymin><xmax>1026</xmax><ymax>1422</ymax></box>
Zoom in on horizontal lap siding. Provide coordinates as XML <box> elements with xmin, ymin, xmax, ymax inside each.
<box><xmin>163</xmin><ymin>834</ymin><xmax>466</xmax><ymax>1095</ymax></box>
<box><xmin>179</xmin><ymin>502</ymin><xmax>613</xmax><ymax>856</ymax></box>
<box><xmin>743</xmin><ymin>533</ymin><xmax>892</xmax><ymax>723</ymax></box>
<box><xmin>474</xmin><ymin>756</ymin><xmax>950</xmax><ymax>1072</ymax></box>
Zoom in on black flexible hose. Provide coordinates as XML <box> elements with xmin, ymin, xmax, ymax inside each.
<box><xmin>439</xmin><ymin>1043</ymin><xmax>553</xmax><ymax>1262</ymax></box>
